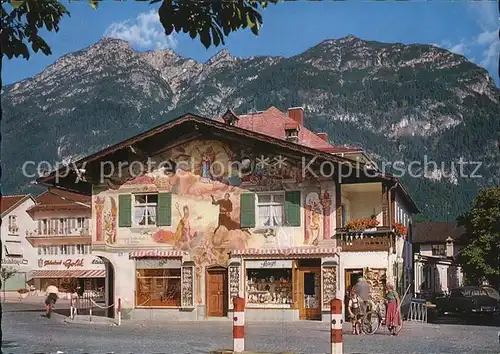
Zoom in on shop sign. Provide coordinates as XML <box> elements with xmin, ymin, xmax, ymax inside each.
<box><xmin>136</xmin><ymin>258</ymin><xmax>182</xmax><ymax>269</ymax></box>
<box><xmin>38</xmin><ymin>258</ymin><xmax>84</xmax><ymax>269</ymax></box>
<box><xmin>245</xmin><ymin>260</ymin><xmax>293</xmax><ymax>269</ymax></box>
<box><xmin>2</xmin><ymin>258</ymin><xmax>29</xmax><ymax>266</ymax></box>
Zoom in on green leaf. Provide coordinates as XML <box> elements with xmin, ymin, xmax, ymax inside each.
<box><xmin>199</xmin><ymin>29</ymin><xmax>211</xmax><ymax>49</ymax></box>
<box><xmin>211</xmin><ymin>27</ymin><xmax>221</xmax><ymax>47</ymax></box>
<box><xmin>88</xmin><ymin>0</ymin><xmax>99</xmax><ymax>9</ymax></box>
<box><xmin>10</xmin><ymin>0</ymin><xmax>25</xmax><ymax>9</ymax></box>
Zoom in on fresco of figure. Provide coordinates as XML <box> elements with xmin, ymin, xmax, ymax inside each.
<box><xmin>174</xmin><ymin>203</ymin><xmax>197</xmax><ymax>249</ymax></box>
<box><xmin>211</xmin><ymin>193</ymin><xmax>240</xmax><ymax>233</ymax></box>
<box><xmin>305</xmin><ymin>192</ymin><xmax>322</xmax><ymax>245</ymax></box>
<box><xmin>196</xmin><ymin>147</ymin><xmax>216</xmax><ymax>183</ymax></box>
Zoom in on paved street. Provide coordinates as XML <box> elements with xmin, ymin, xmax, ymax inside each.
<box><xmin>2</xmin><ymin>302</ymin><xmax>500</xmax><ymax>354</ymax></box>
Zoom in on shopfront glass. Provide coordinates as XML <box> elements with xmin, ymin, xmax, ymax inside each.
<box><xmin>245</xmin><ymin>260</ymin><xmax>293</xmax><ymax>308</ymax></box>
<box><xmin>135</xmin><ymin>258</ymin><xmax>181</xmax><ymax>307</ymax></box>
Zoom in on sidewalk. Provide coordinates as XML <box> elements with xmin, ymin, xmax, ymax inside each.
<box><xmin>210</xmin><ymin>351</ymin><xmax>296</xmax><ymax>354</ymax></box>
<box><xmin>1</xmin><ymin>294</ymin><xmax>46</xmax><ymax>304</ymax></box>
<box><xmin>64</xmin><ymin>314</ymin><xmax>118</xmax><ymax>326</ymax></box>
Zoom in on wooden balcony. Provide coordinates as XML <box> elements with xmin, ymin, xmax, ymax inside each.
<box><xmin>336</xmin><ymin>234</ymin><xmax>391</xmax><ymax>252</ymax></box>
<box><xmin>26</xmin><ymin>228</ymin><xmax>91</xmax><ymax>246</ymax></box>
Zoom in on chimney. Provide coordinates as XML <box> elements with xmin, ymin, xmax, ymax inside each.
<box><xmin>316</xmin><ymin>132</ymin><xmax>328</xmax><ymax>142</ymax></box>
<box><xmin>446</xmin><ymin>237</ymin><xmax>454</xmax><ymax>258</ymax></box>
<box><xmin>288</xmin><ymin>107</ymin><xmax>304</xmax><ymax>126</ymax></box>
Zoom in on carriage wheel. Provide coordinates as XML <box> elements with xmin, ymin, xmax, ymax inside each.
<box><xmin>361</xmin><ymin>311</ymin><xmax>381</xmax><ymax>335</ymax></box>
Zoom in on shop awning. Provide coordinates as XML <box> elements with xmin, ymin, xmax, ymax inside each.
<box><xmin>4</xmin><ymin>241</ymin><xmax>23</xmax><ymax>256</ymax></box>
<box><xmin>129</xmin><ymin>250</ymin><xmax>185</xmax><ymax>258</ymax></box>
<box><xmin>30</xmin><ymin>269</ymin><xmax>106</xmax><ymax>278</ymax></box>
<box><xmin>231</xmin><ymin>247</ymin><xmax>341</xmax><ymax>258</ymax></box>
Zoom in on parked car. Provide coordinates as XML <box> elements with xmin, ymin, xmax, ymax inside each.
<box><xmin>480</xmin><ymin>285</ymin><xmax>500</xmax><ymax>301</ymax></box>
<box><xmin>435</xmin><ymin>286</ymin><xmax>499</xmax><ymax>316</ymax></box>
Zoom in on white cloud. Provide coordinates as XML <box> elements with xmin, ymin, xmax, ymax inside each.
<box><xmin>449</xmin><ymin>39</ymin><xmax>468</xmax><ymax>55</ymax></box>
<box><xmin>104</xmin><ymin>9</ymin><xmax>177</xmax><ymax>50</ymax></box>
<box><xmin>439</xmin><ymin>2</ymin><xmax>498</xmax><ymax>82</ymax></box>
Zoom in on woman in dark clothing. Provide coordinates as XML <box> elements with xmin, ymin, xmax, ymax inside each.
<box><xmin>45</xmin><ymin>292</ymin><xmax>58</xmax><ymax>318</ymax></box>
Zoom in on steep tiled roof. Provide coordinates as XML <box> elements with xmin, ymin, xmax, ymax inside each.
<box><xmin>37</xmin><ymin>188</ymin><xmax>90</xmax><ymax>205</ymax></box>
<box><xmin>413</xmin><ymin>221</ymin><xmax>466</xmax><ymax>244</ymax></box>
<box><xmin>1</xmin><ymin>195</ymin><xmax>31</xmax><ymax>216</ymax></box>
<box><xmin>215</xmin><ymin>106</ymin><xmax>360</xmax><ymax>153</ymax></box>
<box><xmin>27</xmin><ymin>188</ymin><xmax>90</xmax><ymax>213</ymax></box>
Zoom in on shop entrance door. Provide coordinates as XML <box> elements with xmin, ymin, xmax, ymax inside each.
<box><xmin>298</xmin><ymin>267</ymin><xmax>321</xmax><ymax>320</ymax></box>
<box><xmin>344</xmin><ymin>268</ymin><xmax>363</xmax><ymax>320</ymax></box>
<box><xmin>206</xmin><ymin>268</ymin><xmax>227</xmax><ymax>317</ymax></box>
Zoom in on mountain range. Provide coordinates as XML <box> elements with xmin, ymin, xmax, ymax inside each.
<box><xmin>2</xmin><ymin>36</ymin><xmax>499</xmax><ymax>221</ymax></box>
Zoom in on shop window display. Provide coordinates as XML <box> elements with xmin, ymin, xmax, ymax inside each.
<box><xmin>136</xmin><ymin>269</ymin><xmax>181</xmax><ymax>307</ymax></box>
<box><xmin>246</xmin><ymin>269</ymin><xmax>292</xmax><ymax>307</ymax></box>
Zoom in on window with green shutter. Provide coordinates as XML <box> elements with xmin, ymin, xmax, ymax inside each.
<box><xmin>240</xmin><ymin>193</ymin><xmax>256</xmax><ymax>228</ymax></box>
<box><xmin>285</xmin><ymin>191</ymin><xmax>301</xmax><ymax>226</ymax></box>
<box><xmin>157</xmin><ymin>192</ymin><xmax>172</xmax><ymax>226</ymax></box>
<box><xmin>118</xmin><ymin>194</ymin><xmax>132</xmax><ymax>227</ymax></box>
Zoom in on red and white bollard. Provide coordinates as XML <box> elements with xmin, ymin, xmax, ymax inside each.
<box><xmin>233</xmin><ymin>297</ymin><xmax>245</xmax><ymax>353</ymax></box>
<box><xmin>117</xmin><ymin>298</ymin><xmax>122</xmax><ymax>326</ymax></box>
<box><xmin>330</xmin><ymin>298</ymin><xmax>343</xmax><ymax>354</ymax></box>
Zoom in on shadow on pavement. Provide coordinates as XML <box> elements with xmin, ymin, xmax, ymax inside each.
<box><xmin>431</xmin><ymin>314</ymin><xmax>500</xmax><ymax>327</ymax></box>
<box><xmin>2</xmin><ymin>341</ymin><xmax>19</xmax><ymax>349</ymax></box>
<box><xmin>2</xmin><ymin>309</ymin><xmax>44</xmax><ymax>313</ymax></box>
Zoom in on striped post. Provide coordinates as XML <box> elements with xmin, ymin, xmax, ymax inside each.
<box><xmin>233</xmin><ymin>297</ymin><xmax>245</xmax><ymax>353</ymax></box>
<box><xmin>330</xmin><ymin>298</ymin><xmax>343</xmax><ymax>354</ymax></box>
<box><xmin>117</xmin><ymin>298</ymin><xmax>122</xmax><ymax>326</ymax></box>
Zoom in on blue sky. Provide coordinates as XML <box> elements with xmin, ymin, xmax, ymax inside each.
<box><xmin>3</xmin><ymin>0</ymin><xmax>499</xmax><ymax>86</ymax></box>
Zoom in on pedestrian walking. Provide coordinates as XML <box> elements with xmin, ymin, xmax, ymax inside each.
<box><xmin>384</xmin><ymin>283</ymin><xmax>401</xmax><ymax>336</ymax></box>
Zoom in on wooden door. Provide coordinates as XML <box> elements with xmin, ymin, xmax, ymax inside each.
<box><xmin>344</xmin><ymin>269</ymin><xmax>363</xmax><ymax>320</ymax></box>
<box><xmin>206</xmin><ymin>269</ymin><xmax>227</xmax><ymax>317</ymax></box>
<box><xmin>298</xmin><ymin>267</ymin><xmax>321</xmax><ymax>320</ymax></box>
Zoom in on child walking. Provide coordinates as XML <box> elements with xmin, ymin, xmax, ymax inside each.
<box><xmin>348</xmin><ymin>287</ymin><xmax>362</xmax><ymax>335</ymax></box>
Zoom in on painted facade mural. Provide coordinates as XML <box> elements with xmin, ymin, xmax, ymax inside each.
<box><xmin>93</xmin><ymin>140</ymin><xmax>325</xmax><ymax>303</ymax></box>
<box><xmin>304</xmin><ymin>192</ymin><xmax>323</xmax><ymax>245</ymax></box>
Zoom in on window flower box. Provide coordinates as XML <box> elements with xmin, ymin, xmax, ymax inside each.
<box><xmin>393</xmin><ymin>221</ymin><xmax>407</xmax><ymax>238</ymax></box>
<box><xmin>345</xmin><ymin>217</ymin><xmax>380</xmax><ymax>232</ymax></box>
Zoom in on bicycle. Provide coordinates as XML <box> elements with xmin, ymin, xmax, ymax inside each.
<box><xmin>361</xmin><ymin>300</ymin><xmax>403</xmax><ymax>335</ymax></box>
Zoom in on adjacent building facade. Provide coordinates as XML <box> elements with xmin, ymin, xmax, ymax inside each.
<box><xmin>38</xmin><ymin>106</ymin><xmax>418</xmax><ymax>321</ymax></box>
<box><xmin>1</xmin><ymin>195</ymin><xmax>37</xmax><ymax>291</ymax></box>
<box><xmin>413</xmin><ymin>221</ymin><xmax>465</xmax><ymax>298</ymax></box>
<box><xmin>25</xmin><ymin>188</ymin><xmax>105</xmax><ymax>295</ymax></box>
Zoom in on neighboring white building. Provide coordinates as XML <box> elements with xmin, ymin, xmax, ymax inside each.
<box><xmin>25</xmin><ymin>188</ymin><xmax>106</xmax><ymax>294</ymax></box>
<box><xmin>1</xmin><ymin>195</ymin><xmax>38</xmax><ymax>291</ymax></box>
<box><xmin>413</xmin><ymin>221</ymin><xmax>466</xmax><ymax>298</ymax></box>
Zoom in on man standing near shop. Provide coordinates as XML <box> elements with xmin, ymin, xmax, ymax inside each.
<box><xmin>355</xmin><ymin>277</ymin><xmax>372</xmax><ymax>315</ymax></box>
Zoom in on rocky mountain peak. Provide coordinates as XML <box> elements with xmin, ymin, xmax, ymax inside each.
<box><xmin>207</xmin><ymin>49</ymin><xmax>235</xmax><ymax>65</ymax></box>
<box><xmin>2</xmin><ymin>37</ymin><xmax>499</xmax><ymax>221</ymax></box>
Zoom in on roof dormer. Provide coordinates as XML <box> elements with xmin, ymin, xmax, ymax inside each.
<box><xmin>222</xmin><ymin>108</ymin><xmax>239</xmax><ymax>126</ymax></box>
<box><xmin>284</xmin><ymin>122</ymin><xmax>300</xmax><ymax>143</ymax></box>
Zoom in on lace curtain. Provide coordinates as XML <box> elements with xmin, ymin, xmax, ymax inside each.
<box><xmin>258</xmin><ymin>204</ymin><xmax>283</xmax><ymax>227</ymax></box>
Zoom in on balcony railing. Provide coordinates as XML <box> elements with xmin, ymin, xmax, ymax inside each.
<box><xmin>26</xmin><ymin>227</ymin><xmax>90</xmax><ymax>238</ymax></box>
<box><xmin>336</xmin><ymin>233</ymin><xmax>391</xmax><ymax>252</ymax></box>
